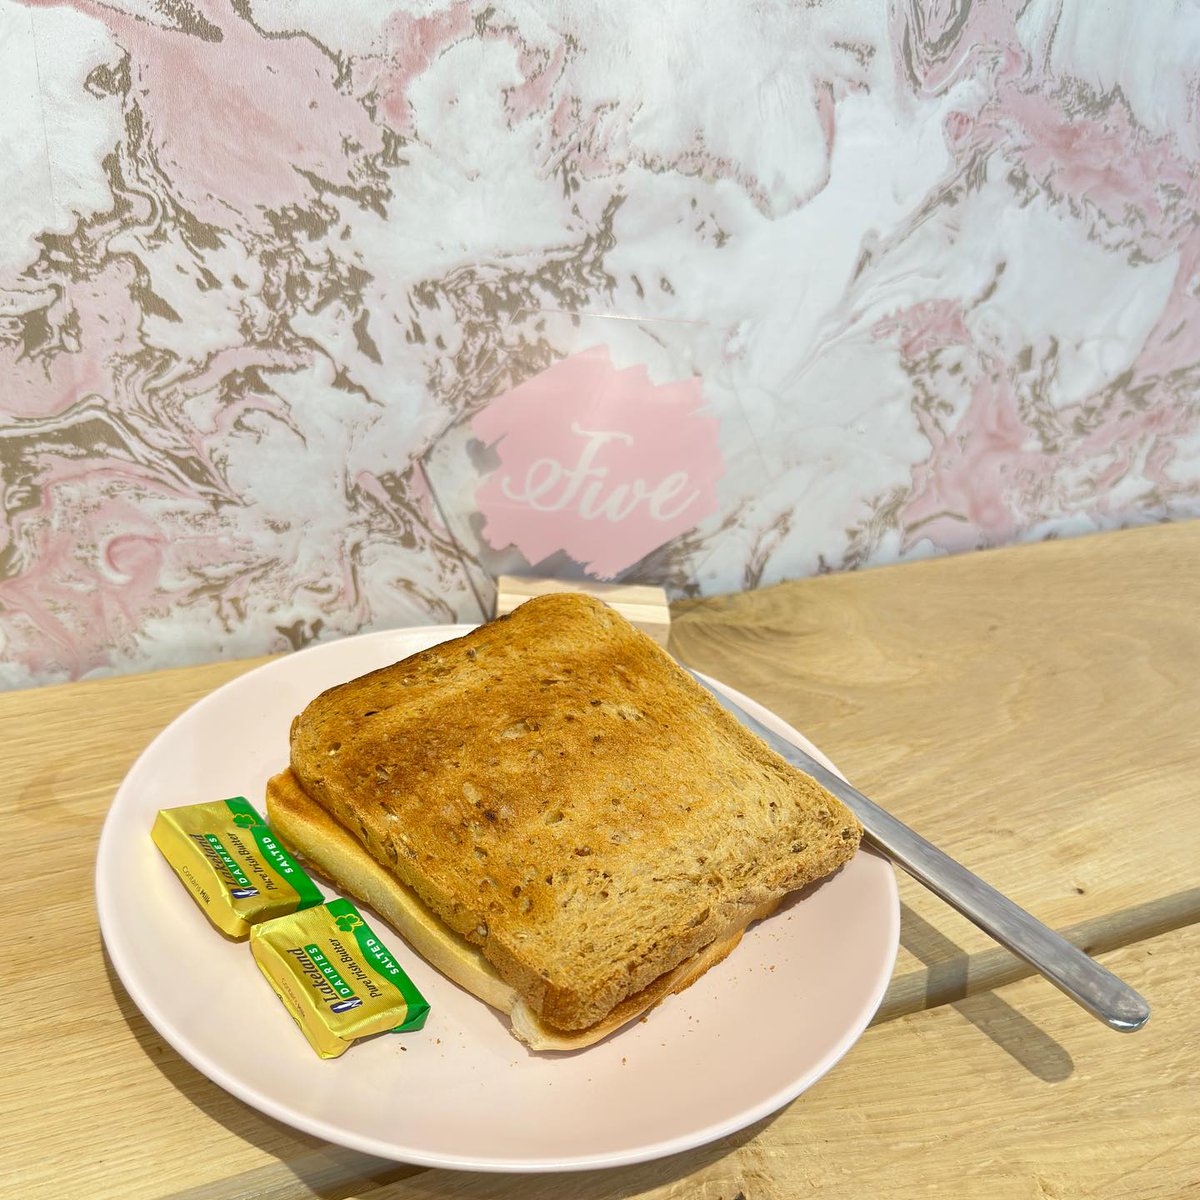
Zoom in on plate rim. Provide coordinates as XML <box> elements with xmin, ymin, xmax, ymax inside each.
<box><xmin>95</xmin><ymin>624</ymin><xmax>899</xmax><ymax>1172</ymax></box>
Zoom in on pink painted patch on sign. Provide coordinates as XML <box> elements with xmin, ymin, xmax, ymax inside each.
<box><xmin>472</xmin><ymin>347</ymin><xmax>723</xmax><ymax>579</ymax></box>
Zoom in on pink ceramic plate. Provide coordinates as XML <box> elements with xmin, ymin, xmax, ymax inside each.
<box><xmin>97</xmin><ymin>625</ymin><xmax>899</xmax><ymax>1172</ymax></box>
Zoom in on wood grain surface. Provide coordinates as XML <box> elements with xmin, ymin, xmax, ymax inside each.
<box><xmin>672</xmin><ymin>521</ymin><xmax>1200</xmax><ymax>1015</ymax></box>
<box><xmin>2</xmin><ymin>522</ymin><xmax>1197</xmax><ymax>1199</ymax></box>
<box><xmin>347</xmin><ymin>926</ymin><xmax>1200</xmax><ymax>1200</ymax></box>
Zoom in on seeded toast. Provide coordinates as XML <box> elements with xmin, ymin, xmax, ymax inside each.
<box><xmin>267</xmin><ymin>766</ymin><xmax>780</xmax><ymax>1049</ymax></box>
<box><xmin>283</xmin><ymin>593</ymin><xmax>862</xmax><ymax>1035</ymax></box>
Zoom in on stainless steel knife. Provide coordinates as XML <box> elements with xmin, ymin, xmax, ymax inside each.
<box><xmin>686</xmin><ymin>668</ymin><xmax>1151</xmax><ymax>1033</ymax></box>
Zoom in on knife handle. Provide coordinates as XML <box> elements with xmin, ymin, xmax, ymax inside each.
<box><xmin>844</xmin><ymin>785</ymin><xmax>1151</xmax><ymax>1032</ymax></box>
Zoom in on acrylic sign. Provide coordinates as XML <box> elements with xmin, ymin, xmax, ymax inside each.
<box><xmin>472</xmin><ymin>346</ymin><xmax>723</xmax><ymax>578</ymax></box>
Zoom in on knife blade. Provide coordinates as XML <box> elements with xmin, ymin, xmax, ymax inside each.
<box><xmin>686</xmin><ymin>667</ymin><xmax>1150</xmax><ymax>1033</ymax></box>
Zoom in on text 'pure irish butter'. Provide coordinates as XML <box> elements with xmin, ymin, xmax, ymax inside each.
<box><xmin>150</xmin><ymin>797</ymin><xmax>324</xmax><ymax>938</ymax></box>
<box><xmin>250</xmin><ymin>898</ymin><xmax>430</xmax><ymax>1058</ymax></box>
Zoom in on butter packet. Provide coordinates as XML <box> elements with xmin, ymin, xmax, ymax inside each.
<box><xmin>250</xmin><ymin>899</ymin><xmax>430</xmax><ymax>1058</ymax></box>
<box><xmin>151</xmin><ymin>798</ymin><xmax>323</xmax><ymax>938</ymax></box>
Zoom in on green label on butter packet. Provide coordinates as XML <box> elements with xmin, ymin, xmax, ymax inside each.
<box><xmin>151</xmin><ymin>798</ymin><xmax>323</xmax><ymax>938</ymax></box>
<box><xmin>325</xmin><ymin>898</ymin><xmax>430</xmax><ymax>1028</ymax></box>
<box><xmin>199</xmin><ymin>831</ymin><xmax>255</xmax><ymax>890</ymax></box>
<box><xmin>250</xmin><ymin>899</ymin><xmax>430</xmax><ymax>1059</ymax></box>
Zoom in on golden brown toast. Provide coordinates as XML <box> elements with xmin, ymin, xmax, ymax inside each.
<box><xmin>267</xmin><ymin>766</ymin><xmax>779</xmax><ymax>1049</ymax></box>
<box><xmin>286</xmin><ymin>593</ymin><xmax>862</xmax><ymax>1033</ymax></box>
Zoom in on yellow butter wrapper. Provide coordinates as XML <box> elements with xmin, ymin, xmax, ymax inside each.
<box><xmin>151</xmin><ymin>798</ymin><xmax>324</xmax><ymax>939</ymax></box>
<box><xmin>250</xmin><ymin>899</ymin><xmax>430</xmax><ymax>1058</ymax></box>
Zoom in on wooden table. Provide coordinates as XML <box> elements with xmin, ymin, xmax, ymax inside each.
<box><xmin>4</xmin><ymin>522</ymin><xmax>1198</xmax><ymax>1199</ymax></box>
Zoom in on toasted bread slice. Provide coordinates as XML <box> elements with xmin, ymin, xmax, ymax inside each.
<box><xmin>287</xmin><ymin>593</ymin><xmax>862</xmax><ymax>1033</ymax></box>
<box><xmin>267</xmin><ymin>768</ymin><xmax>778</xmax><ymax>1049</ymax></box>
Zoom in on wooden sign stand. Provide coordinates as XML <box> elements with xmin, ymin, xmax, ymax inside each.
<box><xmin>494</xmin><ymin>576</ymin><xmax>672</xmax><ymax>647</ymax></box>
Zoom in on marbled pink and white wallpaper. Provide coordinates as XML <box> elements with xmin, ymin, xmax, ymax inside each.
<box><xmin>2</xmin><ymin>0</ymin><xmax>1199</xmax><ymax>688</ymax></box>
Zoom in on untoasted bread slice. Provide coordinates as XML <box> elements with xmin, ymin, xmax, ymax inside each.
<box><xmin>267</xmin><ymin>768</ymin><xmax>777</xmax><ymax>1049</ymax></box>
<box><xmin>288</xmin><ymin>592</ymin><xmax>862</xmax><ymax>1032</ymax></box>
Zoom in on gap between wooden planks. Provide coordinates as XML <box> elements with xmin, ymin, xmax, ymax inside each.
<box><xmin>320</xmin><ymin>926</ymin><xmax>1200</xmax><ymax>1200</ymax></box>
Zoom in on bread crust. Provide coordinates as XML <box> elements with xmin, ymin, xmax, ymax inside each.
<box><xmin>288</xmin><ymin>593</ymin><xmax>862</xmax><ymax>1031</ymax></box>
